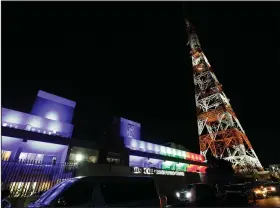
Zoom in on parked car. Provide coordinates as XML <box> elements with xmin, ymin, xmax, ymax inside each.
<box><xmin>175</xmin><ymin>183</ymin><xmax>217</xmax><ymax>206</ymax></box>
<box><xmin>246</xmin><ymin>183</ymin><xmax>268</xmax><ymax>200</ymax></box>
<box><xmin>27</xmin><ymin>175</ymin><xmax>166</xmax><ymax>208</ymax></box>
<box><xmin>223</xmin><ymin>184</ymin><xmax>251</xmax><ymax>205</ymax></box>
<box><xmin>224</xmin><ymin>183</ymin><xmax>267</xmax><ymax>205</ymax></box>
<box><xmin>263</xmin><ymin>182</ymin><xmax>277</xmax><ymax>195</ymax></box>
<box><xmin>175</xmin><ymin>184</ymin><xmax>193</xmax><ymax>202</ymax></box>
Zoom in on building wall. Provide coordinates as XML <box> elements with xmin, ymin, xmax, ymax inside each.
<box><xmin>1</xmin><ymin>136</ymin><xmax>68</xmax><ymax>163</ymax></box>
<box><xmin>31</xmin><ymin>97</ymin><xmax>74</xmax><ymax>124</ymax></box>
<box><xmin>1</xmin><ymin>136</ymin><xmax>22</xmax><ymax>160</ymax></box>
<box><xmin>2</xmin><ymin>108</ymin><xmax>74</xmax><ymax>138</ymax></box>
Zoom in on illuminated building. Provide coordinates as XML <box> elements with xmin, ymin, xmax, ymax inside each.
<box><xmin>1</xmin><ymin>90</ymin><xmax>207</xmax><ymax>176</ymax></box>
<box><xmin>1</xmin><ymin>90</ymin><xmax>76</xmax><ymax>163</ymax></box>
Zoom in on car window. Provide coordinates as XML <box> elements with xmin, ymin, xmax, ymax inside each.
<box><xmin>58</xmin><ymin>180</ymin><xmax>95</xmax><ymax>207</ymax></box>
<box><xmin>43</xmin><ymin>181</ymin><xmax>73</xmax><ymax>206</ymax></box>
<box><xmin>35</xmin><ymin>180</ymin><xmax>72</xmax><ymax>205</ymax></box>
<box><xmin>100</xmin><ymin>177</ymin><xmax>159</xmax><ymax>206</ymax></box>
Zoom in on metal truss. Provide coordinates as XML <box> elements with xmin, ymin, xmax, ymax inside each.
<box><xmin>185</xmin><ymin>19</ymin><xmax>263</xmax><ymax>171</ymax></box>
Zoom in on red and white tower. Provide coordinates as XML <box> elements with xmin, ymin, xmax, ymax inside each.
<box><xmin>185</xmin><ymin>19</ymin><xmax>263</xmax><ymax>171</ymax></box>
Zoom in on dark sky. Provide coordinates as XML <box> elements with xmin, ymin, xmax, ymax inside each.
<box><xmin>2</xmin><ymin>2</ymin><xmax>280</xmax><ymax>167</ymax></box>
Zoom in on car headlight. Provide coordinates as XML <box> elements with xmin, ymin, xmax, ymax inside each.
<box><xmin>176</xmin><ymin>192</ymin><xmax>180</xmax><ymax>198</ymax></box>
<box><xmin>186</xmin><ymin>192</ymin><xmax>191</xmax><ymax>198</ymax></box>
<box><xmin>254</xmin><ymin>189</ymin><xmax>261</xmax><ymax>194</ymax></box>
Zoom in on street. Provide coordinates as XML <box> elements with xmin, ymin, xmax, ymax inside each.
<box><xmin>254</xmin><ymin>196</ymin><xmax>280</xmax><ymax>207</ymax></box>
<box><xmin>169</xmin><ymin>196</ymin><xmax>280</xmax><ymax>207</ymax></box>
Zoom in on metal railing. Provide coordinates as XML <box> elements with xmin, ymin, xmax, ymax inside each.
<box><xmin>1</xmin><ymin>160</ymin><xmax>77</xmax><ymax>198</ymax></box>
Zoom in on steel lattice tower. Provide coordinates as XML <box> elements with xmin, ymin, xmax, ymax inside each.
<box><xmin>185</xmin><ymin>19</ymin><xmax>263</xmax><ymax>171</ymax></box>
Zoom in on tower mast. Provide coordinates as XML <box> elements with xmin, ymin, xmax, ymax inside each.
<box><xmin>185</xmin><ymin>19</ymin><xmax>262</xmax><ymax>171</ymax></box>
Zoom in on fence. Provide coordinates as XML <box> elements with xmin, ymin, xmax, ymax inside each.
<box><xmin>1</xmin><ymin>160</ymin><xmax>77</xmax><ymax>198</ymax></box>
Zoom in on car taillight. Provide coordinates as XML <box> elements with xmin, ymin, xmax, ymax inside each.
<box><xmin>160</xmin><ymin>196</ymin><xmax>167</xmax><ymax>208</ymax></box>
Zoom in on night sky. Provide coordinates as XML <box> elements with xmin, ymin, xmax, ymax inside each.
<box><xmin>2</xmin><ymin>2</ymin><xmax>280</xmax><ymax>167</ymax></box>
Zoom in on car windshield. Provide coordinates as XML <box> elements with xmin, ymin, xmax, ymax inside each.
<box><xmin>100</xmin><ymin>177</ymin><xmax>159</xmax><ymax>206</ymax></box>
<box><xmin>183</xmin><ymin>184</ymin><xmax>194</xmax><ymax>191</ymax></box>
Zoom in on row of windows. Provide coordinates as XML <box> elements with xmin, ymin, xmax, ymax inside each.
<box><xmin>1</xmin><ymin>150</ymin><xmax>57</xmax><ymax>163</ymax></box>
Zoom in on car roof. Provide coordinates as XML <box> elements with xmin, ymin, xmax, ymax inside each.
<box><xmin>230</xmin><ymin>183</ymin><xmax>246</xmax><ymax>186</ymax></box>
<box><xmin>193</xmin><ymin>183</ymin><xmax>211</xmax><ymax>186</ymax></box>
<box><xmin>71</xmin><ymin>175</ymin><xmax>155</xmax><ymax>183</ymax></box>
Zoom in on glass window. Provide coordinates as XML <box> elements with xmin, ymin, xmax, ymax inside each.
<box><xmin>36</xmin><ymin>181</ymin><xmax>70</xmax><ymax>205</ymax></box>
<box><xmin>162</xmin><ymin>161</ymin><xmax>176</xmax><ymax>171</ymax></box>
<box><xmin>1</xmin><ymin>150</ymin><xmax>11</xmax><ymax>160</ymax></box>
<box><xmin>58</xmin><ymin>180</ymin><xmax>94</xmax><ymax>207</ymax></box>
<box><xmin>19</xmin><ymin>152</ymin><xmax>44</xmax><ymax>163</ymax></box>
<box><xmin>100</xmin><ymin>177</ymin><xmax>159</xmax><ymax>206</ymax></box>
<box><xmin>28</xmin><ymin>153</ymin><xmax>36</xmax><ymax>161</ymax></box>
<box><xmin>88</xmin><ymin>156</ymin><xmax>97</xmax><ymax>163</ymax></box>
<box><xmin>10</xmin><ymin>182</ymin><xmax>37</xmax><ymax>197</ymax></box>
<box><xmin>43</xmin><ymin>181</ymin><xmax>73</xmax><ymax>206</ymax></box>
<box><xmin>19</xmin><ymin>152</ymin><xmax>28</xmax><ymax>161</ymax></box>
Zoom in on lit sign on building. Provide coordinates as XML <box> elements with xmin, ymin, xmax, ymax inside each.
<box><xmin>128</xmin><ymin>155</ymin><xmax>207</xmax><ymax>173</ymax></box>
<box><xmin>132</xmin><ymin>167</ymin><xmax>185</xmax><ymax>177</ymax></box>
<box><xmin>125</xmin><ymin>137</ymin><xmax>205</xmax><ymax>163</ymax></box>
<box><xmin>120</xmin><ymin>118</ymin><xmax>141</xmax><ymax>140</ymax></box>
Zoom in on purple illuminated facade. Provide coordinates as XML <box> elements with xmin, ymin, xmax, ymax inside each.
<box><xmin>1</xmin><ymin>90</ymin><xmax>76</xmax><ymax>163</ymax></box>
<box><xmin>2</xmin><ymin>108</ymin><xmax>74</xmax><ymax>138</ymax></box>
<box><xmin>120</xmin><ymin>118</ymin><xmax>141</xmax><ymax>140</ymax></box>
<box><xmin>31</xmin><ymin>90</ymin><xmax>76</xmax><ymax>123</ymax></box>
<box><xmin>2</xmin><ymin>136</ymin><xmax>68</xmax><ymax>163</ymax></box>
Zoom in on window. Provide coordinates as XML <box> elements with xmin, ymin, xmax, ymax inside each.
<box><xmin>35</xmin><ymin>180</ymin><xmax>71</xmax><ymax>205</ymax></box>
<box><xmin>1</xmin><ymin>150</ymin><xmax>11</xmax><ymax>160</ymax></box>
<box><xmin>106</xmin><ymin>158</ymin><xmax>120</xmax><ymax>164</ymax></box>
<box><xmin>100</xmin><ymin>177</ymin><xmax>159</xmax><ymax>206</ymax></box>
<box><xmin>58</xmin><ymin>180</ymin><xmax>94</xmax><ymax>207</ymax></box>
<box><xmin>9</xmin><ymin>182</ymin><xmax>37</xmax><ymax>197</ymax></box>
<box><xmin>43</xmin><ymin>155</ymin><xmax>56</xmax><ymax>163</ymax></box>
<box><xmin>19</xmin><ymin>152</ymin><xmax>44</xmax><ymax>163</ymax></box>
<box><xmin>88</xmin><ymin>156</ymin><xmax>97</xmax><ymax>163</ymax></box>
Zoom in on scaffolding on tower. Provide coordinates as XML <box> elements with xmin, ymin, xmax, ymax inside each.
<box><xmin>185</xmin><ymin>19</ymin><xmax>263</xmax><ymax>171</ymax></box>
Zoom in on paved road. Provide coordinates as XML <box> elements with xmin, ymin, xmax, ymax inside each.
<box><xmin>254</xmin><ymin>196</ymin><xmax>280</xmax><ymax>207</ymax></box>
